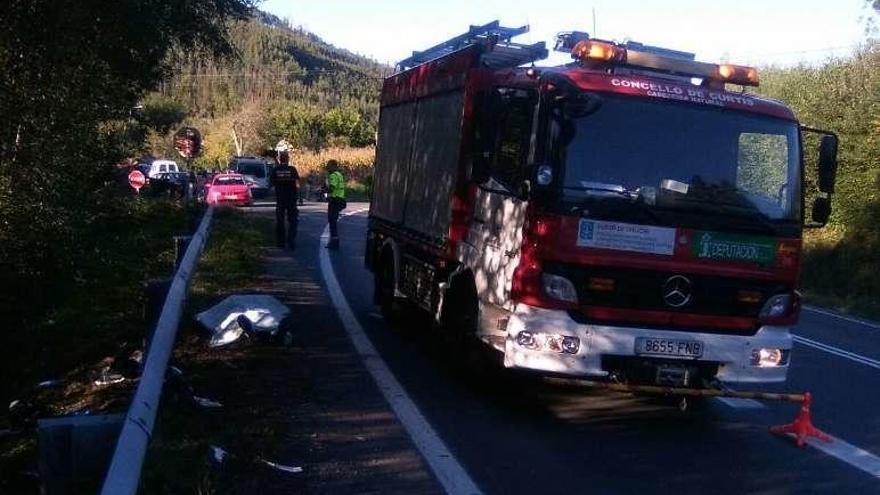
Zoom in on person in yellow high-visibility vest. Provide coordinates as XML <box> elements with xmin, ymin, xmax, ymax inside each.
<box><xmin>325</xmin><ymin>160</ymin><xmax>346</xmax><ymax>249</ymax></box>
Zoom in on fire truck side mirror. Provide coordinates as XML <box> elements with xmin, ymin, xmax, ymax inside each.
<box><xmin>811</xmin><ymin>197</ymin><xmax>831</xmax><ymax>226</ymax></box>
<box><xmin>817</xmin><ymin>134</ymin><xmax>838</xmax><ymax>194</ymax></box>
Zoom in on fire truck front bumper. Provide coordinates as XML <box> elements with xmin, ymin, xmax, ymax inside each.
<box><xmin>503</xmin><ymin>304</ymin><xmax>792</xmax><ymax>385</ymax></box>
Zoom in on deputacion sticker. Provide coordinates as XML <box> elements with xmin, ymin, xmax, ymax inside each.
<box><xmin>577</xmin><ymin>219</ymin><xmax>676</xmax><ymax>255</ymax></box>
<box><xmin>692</xmin><ymin>231</ymin><xmax>776</xmax><ymax>266</ymax></box>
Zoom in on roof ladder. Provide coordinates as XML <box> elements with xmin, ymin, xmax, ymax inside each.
<box><xmin>396</xmin><ymin>20</ymin><xmax>548</xmax><ymax>72</ymax></box>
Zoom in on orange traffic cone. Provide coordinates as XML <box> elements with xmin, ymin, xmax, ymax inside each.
<box><xmin>770</xmin><ymin>392</ymin><xmax>831</xmax><ymax>447</ymax></box>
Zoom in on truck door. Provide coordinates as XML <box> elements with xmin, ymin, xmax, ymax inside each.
<box><xmin>465</xmin><ymin>87</ymin><xmax>537</xmax><ymax>309</ymax></box>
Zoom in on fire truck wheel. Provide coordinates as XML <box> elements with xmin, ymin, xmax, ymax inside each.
<box><xmin>443</xmin><ymin>275</ymin><xmax>492</xmax><ymax>372</ymax></box>
<box><xmin>377</xmin><ymin>254</ymin><xmax>402</xmax><ymax>324</ymax></box>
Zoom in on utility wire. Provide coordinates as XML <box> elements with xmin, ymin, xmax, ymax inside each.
<box><xmin>733</xmin><ymin>44</ymin><xmax>862</xmax><ymax>58</ymax></box>
<box><xmin>170</xmin><ymin>69</ymin><xmax>387</xmax><ymax>79</ymax></box>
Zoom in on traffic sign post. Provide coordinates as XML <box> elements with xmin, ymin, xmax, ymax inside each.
<box><xmin>174</xmin><ymin>127</ymin><xmax>202</xmax><ymax>160</ymax></box>
<box><xmin>128</xmin><ymin>170</ymin><xmax>146</xmax><ymax>194</ymax></box>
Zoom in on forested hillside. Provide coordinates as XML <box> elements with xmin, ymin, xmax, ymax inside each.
<box><xmin>755</xmin><ymin>43</ymin><xmax>880</xmax><ymax>315</ymax></box>
<box><xmin>144</xmin><ymin>11</ymin><xmax>388</xmax><ymax>171</ymax></box>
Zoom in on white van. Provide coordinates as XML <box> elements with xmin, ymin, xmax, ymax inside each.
<box><xmin>148</xmin><ymin>159</ymin><xmax>180</xmax><ymax>178</ymax></box>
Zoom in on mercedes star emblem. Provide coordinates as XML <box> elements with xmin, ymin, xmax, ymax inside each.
<box><xmin>662</xmin><ymin>275</ymin><xmax>693</xmax><ymax>308</ymax></box>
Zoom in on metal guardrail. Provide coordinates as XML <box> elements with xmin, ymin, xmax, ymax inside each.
<box><xmin>100</xmin><ymin>206</ymin><xmax>215</xmax><ymax>495</ymax></box>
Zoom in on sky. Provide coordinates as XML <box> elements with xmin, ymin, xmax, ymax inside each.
<box><xmin>262</xmin><ymin>0</ymin><xmax>874</xmax><ymax>67</ymax></box>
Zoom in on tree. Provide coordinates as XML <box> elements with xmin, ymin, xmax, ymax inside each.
<box><xmin>0</xmin><ymin>0</ymin><xmax>253</xmax><ymax>324</ymax></box>
<box><xmin>231</xmin><ymin>101</ymin><xmax>268</xmax><ymax>156</ymax></box>
<box><xmin>139</xmin><ymin>97</ymin><xmax>188</xmax><ymax>136</ymax></box>
<box><xmin>263</xmin><ymin>102</ymin><xmax>326</xmax><ymax>150</ymax></box>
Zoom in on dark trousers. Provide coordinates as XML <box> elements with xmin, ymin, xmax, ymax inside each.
<box><xmin>275</xmin><ymin>201</ymin><xmax>299</xmax><ymax>248</ymax></box>
<box><xmin>327</xmin><ymin>198</ymin><xmax>344</xmax><ymax>240</ymax></box>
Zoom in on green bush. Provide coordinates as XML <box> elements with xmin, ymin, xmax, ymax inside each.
<box><xmin>755</xmin><ymin>43</ymin><xmax>880</xmax><ymax>316</ymax></box>
<box><xmin>0</xmin><ymin>0</ymin><xmax>251</xmax><ymax>401</ymax></box>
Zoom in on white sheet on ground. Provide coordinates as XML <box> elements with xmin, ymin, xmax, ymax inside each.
<box><xmin>196</xmin><ymin>295</ymin><xmax>290</xmax><ymax>347</ymax></box>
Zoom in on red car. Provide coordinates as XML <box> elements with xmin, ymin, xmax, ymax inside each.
<box><xmin>205</xmin><ymin>173</ymin><xmax>253</xmax><ymax>207</ymax></box>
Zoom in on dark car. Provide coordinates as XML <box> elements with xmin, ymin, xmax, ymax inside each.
<box><xmin>150</xmin><ymin>171</ymin><xmax>192</xmax><ymax>199</ymax></box>
<box><xmin>229</xmin><ymin>157</ymin><xmax>273</xmax><ymax>197</ymax></box>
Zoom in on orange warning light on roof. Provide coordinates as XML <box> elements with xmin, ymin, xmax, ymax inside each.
<box><xmin>572</xmin><ymin>40</ymin><xmax>626</xmax><ymax>63</ymax></box>
<box><xmin>716</xmin><ymin>63</ymin><xmax>760</xmax><ymax>86</ymax></box>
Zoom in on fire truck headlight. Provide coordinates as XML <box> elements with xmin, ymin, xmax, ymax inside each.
<box><xmin>750</xmin><ymin>348</ymin><xmax>789</xmax><ymax>367</ymax></box>
<box><xmin>542</xmin><ymin>273</ymin><xmax>578</xmax><ymax>303</ymax></box>
<box><xmin>516</xmin><ymin>331</ymin><xmax>580</xmax><ymax>354</ymax></box>
<box><xmin>516</xmin><ymin>331</ymin><xmax>538</xmax><ymax>350</ymax></box>
<box><xmin>537</xmin><ymin>165</ymin><xmax>553</xmax><ymax>186</ymax></box>
<box><xmin>561</xmin><ymin>336</ymin><xmax>580</xmax><ymax>354</ymax></box>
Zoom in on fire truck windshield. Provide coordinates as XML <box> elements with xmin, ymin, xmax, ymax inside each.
<box><xmin>556</xmin><ymin>94</ymin><xmax>801</xmax><ymax>236</ymax></box>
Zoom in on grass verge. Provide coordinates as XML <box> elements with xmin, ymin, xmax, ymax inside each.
<box><xmin>140</xmin><ymin>207</ymin><xmax>289</xmax><ymax>494</ymax></box>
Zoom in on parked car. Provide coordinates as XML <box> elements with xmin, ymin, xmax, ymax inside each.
<box><xmin>205</xmin><ymin>173</ymin><xmax>252</xmax><ymax>207</ymax></box>
<box><xmin>229</xmin><ymin>156</ymin><xmax>273</xmax><ymax>197</ymax></box>
<box><xmin>147</xmin><ymin>159</ymin><xmax>180</xmax><ymax>178</ymax></box>
<box><xmin>150</xmin><ymin>171</ymin><xmax>192</xmax><ymax>199</ymax></box>
<box><xmin>135</xmin><ymin>162</ymin><xmax>152</xmax><ymax>181</ymax></box>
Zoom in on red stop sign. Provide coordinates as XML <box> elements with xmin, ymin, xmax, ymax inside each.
<box><xmin>128</xmin><ymin>170</ymin><xmax>146</xmax><ymax>192</ymax></box>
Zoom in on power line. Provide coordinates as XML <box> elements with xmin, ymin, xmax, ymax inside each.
<box><xmin>169</xmin><ymin>69</ymin><xmax>387</xmax><ymax>80</ymax></box>
<box><xmin>733</xmin><ymin>44</ymin><xmax>861</xmax><ymax>58</ymax></box>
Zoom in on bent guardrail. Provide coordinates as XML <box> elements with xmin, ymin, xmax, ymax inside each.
<box><xmin>100</xmin><ymin>206</ymin><xmax>214</xmax><ymax>495</ymax></box>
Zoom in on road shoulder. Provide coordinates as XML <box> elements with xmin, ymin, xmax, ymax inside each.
<box><xmin>144</xmin><ymin>205</ymin><xmax>442</xmax><ymax>494</ymax></box>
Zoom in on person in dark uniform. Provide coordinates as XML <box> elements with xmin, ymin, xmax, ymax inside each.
<box><xmin>269</xmin><ymin>150</ymin><xmax>300</xmax><ymax>251</ymax></box>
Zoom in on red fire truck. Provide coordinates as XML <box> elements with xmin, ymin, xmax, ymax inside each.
<box><xmin>365</xmin><ymin>22</ymin><xmax>838</xmax><ymax>388</ymax></box>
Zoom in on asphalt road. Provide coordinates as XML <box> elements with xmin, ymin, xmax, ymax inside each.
<box><xmin>276</xmin><ymin>202</ymin><xmax>880</xmax><ymax>494</ymax></box>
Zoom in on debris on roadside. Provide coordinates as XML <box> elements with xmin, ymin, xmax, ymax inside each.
<box><xmin>164</xmin><ymin>364</ymin><xmax>224</xmax><ymax>409</ymax></box>
<box><xmin>8</xmin><ymin>398</ymin><xmax>45</xmax><ymax>430</ymax></box>
<box><xmin>35</xmin><ymin>379</ymin><xmax>64</xmax><ymax>389</ymax></box>
<box><xmin>115</xmin><ymin>349</ymin><xmax>145</xmax><ymax>378</ymax></box>
<box><xmin>192</xmin><ymin>396</ymin><xmax>223</xmax><ymax>408</ymax></box>
<box><xmin>93</xmin><ymin>366</ymin><xmax>126</xmax><ymax>387</ymax></box>
<box><xmin>7</xmin><ymin>378</ymin><xmax>66</xmax><ymax>431</ymax></box>
<box><xmin>260</xmin><ymin>458</ymin><xmax>303</xmax><ymax>474</ymax></box>
<box><xmin>91</xmin><ymin>347</ymin><xmax>145</xmax><ymax>387</ymax></box>
<box><xmin>208</xmin><ymin>445</ymin><xmax>303</xmax><ymax>474</ymax></box>
<box><xmin>210</xmin><ymin>445</ymin><xmax>229</xmax><ymax>465</ymax></box>
<box><xmin>196</xmin><ymin>295</ymin><xmax>291</xmax><ymax>347</ymax></box>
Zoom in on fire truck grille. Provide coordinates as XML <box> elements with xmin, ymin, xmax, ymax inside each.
<box><xmin>544</xmin><ymin>262</ymin><xmax>792</xmax><ymax>332</ymax></box>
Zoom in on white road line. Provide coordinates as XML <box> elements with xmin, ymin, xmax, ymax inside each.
<box><xmin>793</xmin><ymin>335</ymin><xmax>880</xmax><ymax>370</ymax></box>
<box><xmin>806</xmin><ymin>436</ymin><xmax>880</xmax><ymax>479</ymax></box>
<box><xmin>804</xmin><ymin>305</ymin><xmax>880</xmax><ymax>330</ymax></box>
<box><xmin>716</xmin><ymin>392</ymin><xmax>880</xmax><ymax>480</ymax></box>
<box><xmin>318</xmin><ymin>213</ymin><xmax>482</xmax><ymax>495</ymax></box>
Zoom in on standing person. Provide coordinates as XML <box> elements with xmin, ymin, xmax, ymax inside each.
<box><xmin>269</xmin><ymin>150</ymin><xmax>300</xmax><ymax>251</ymax></box>
<box><xmin>325</xmin><ymin>160</ymin><xmax>346</xmax><ymax>249</ymax></box>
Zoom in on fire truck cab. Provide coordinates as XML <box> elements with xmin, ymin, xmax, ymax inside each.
<box><xmin>365</xmin><ymin>22</ymin><xmax>839</xmax><ymax>388</ymax></box>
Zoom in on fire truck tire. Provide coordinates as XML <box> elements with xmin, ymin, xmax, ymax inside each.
<box><xmin>443</xmin><ymin>274</ymin><xmax>492</xmax><ymax>372</ymax></box>
<box><xmin>376</xmin><ymin>253</ymin><xmax>403</xmax><ymax>324</ymax></box>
